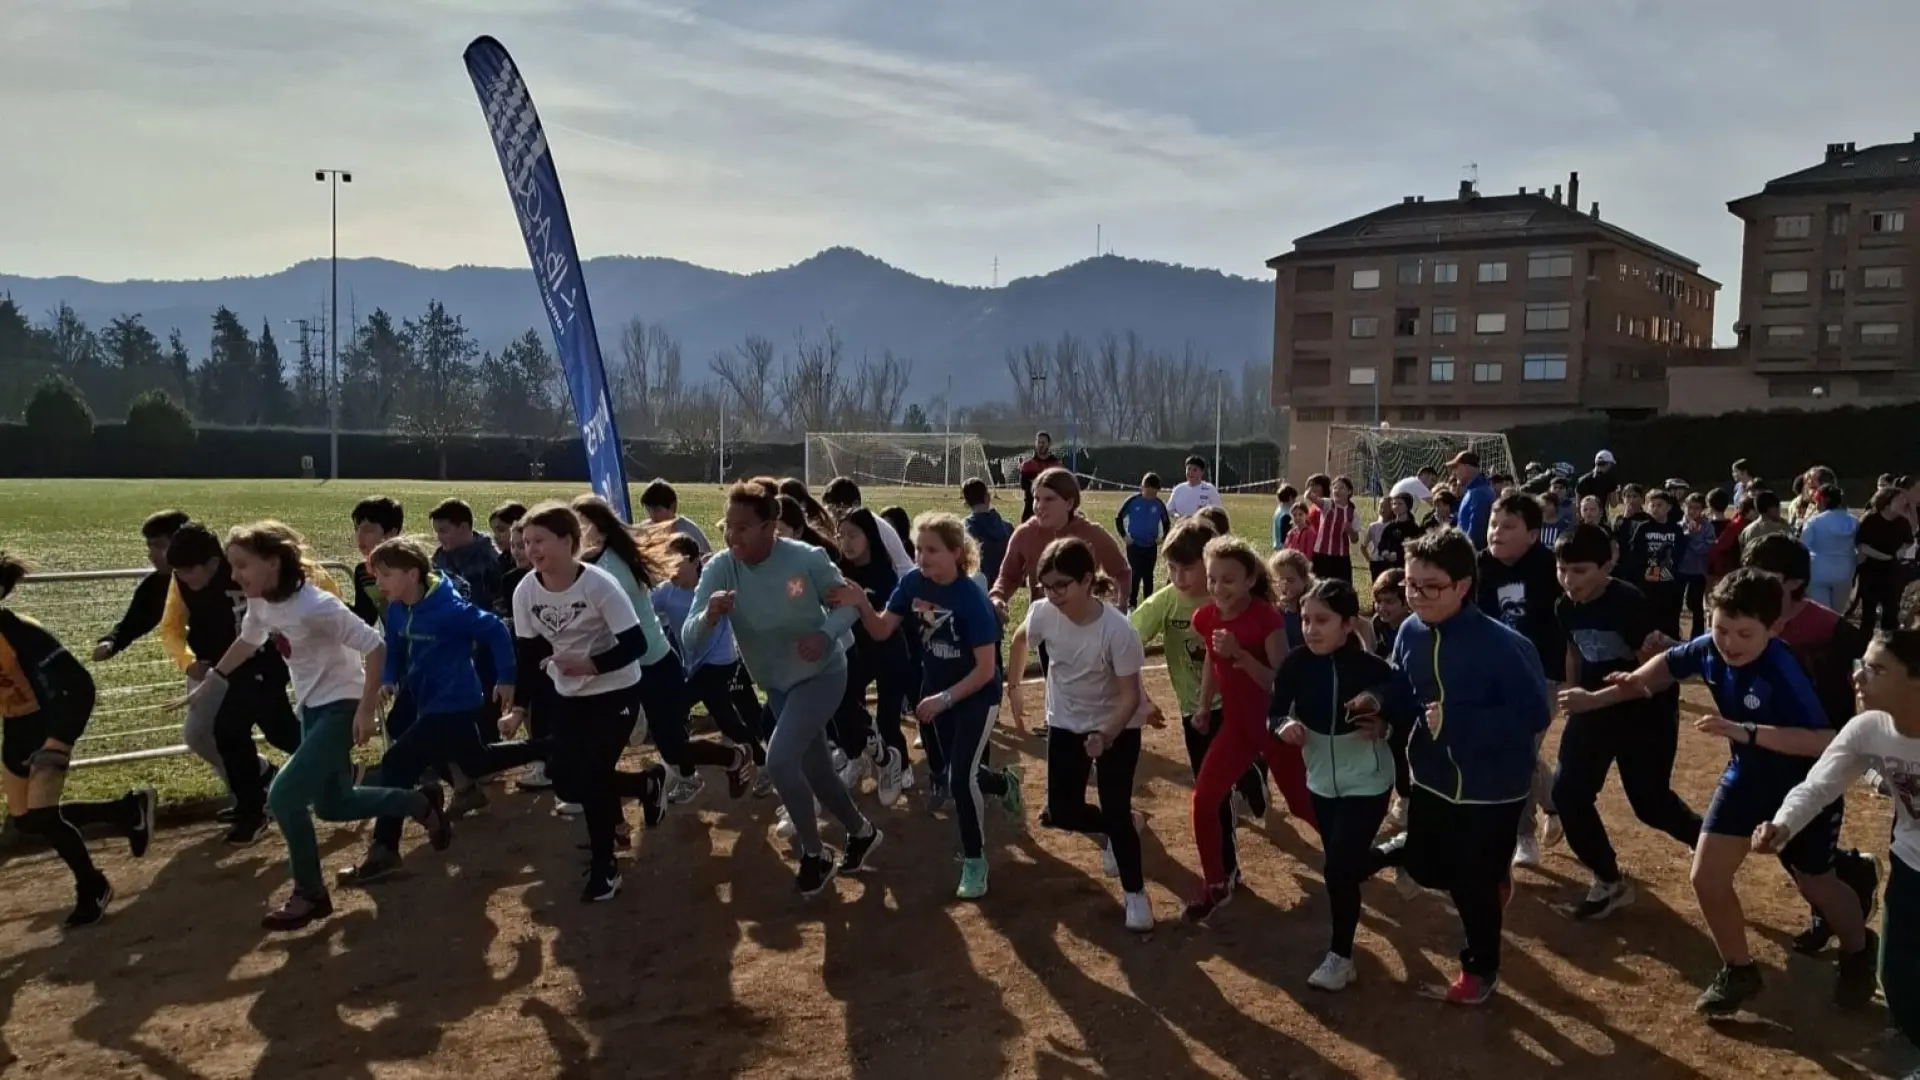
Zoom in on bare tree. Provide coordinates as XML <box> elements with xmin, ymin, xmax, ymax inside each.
<box><xmin>834</xmin><ymin>350</ymin><xmax>914</xmax><ymax>429</ymax></box>
<box><xmin>614</xmin><ymin>316</ymin><xmax>653</xmax><ymax>434</ymax></box>
<box><xmin>775</xmin><ymin>325</ymin><xmax>844</xmax><ymax>433</ymax></box>
<box><xmin>709</xmin><ymin>334</ymin><xmax>777</xmax><ymax>436</ymax></box>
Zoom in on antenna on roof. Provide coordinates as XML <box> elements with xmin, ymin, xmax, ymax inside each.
<box><xmin>1463</xmin><ymin>162</ymin><xmax>1479</xmax><ymax>185</ymax></box>
<box><xmin>992</xmin><ymin>255</ymin><xmax>999</xmax><ymax>288</ymax></box>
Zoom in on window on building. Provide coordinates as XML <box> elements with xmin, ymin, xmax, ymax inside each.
<box><xmin>1429</xmin><ymin>357</ymin><xmax>1455</xmax><ymax>383</ymax></box>
<box><xmin>1615</xmin><ymin>312</ymin><xmax>1625</xmax><ymax>333</ymax></box>
<box><xmin>1296</xmin><ymin>406</ymin><xmax>1334</xmax><ymax>422</ymax></box>
<box><xmin>1825</xmin><ymin>323</ymin><xmax>1843</xmax><ymax>346</ymax></box>
<box><xmin>1828</xmin><ymin>268</ymin><xmax>1847</xmax><ymax>291</ymax></box>
<box><xmin>1344</xmin><ymin>406</ymin><xmax>1374</xmax><ymax>421</ymax></box>
<box><xmin>1829</xmin><ymin>205</ymin><xmax>1851</xmax><ymax>235</ymax></box>
<box><xmin>1765</xmin><ymin>323</ymin><xmax>1806</xmax><ymax>345</ymax></box>
<box><xmin>1399</xmin><ymin>406</ymin><xmax>1427</xmax><ymax>422</ymax></box>
<box><xmin>1527</xmin><ymin>251</ymin><xmax>1574</xmax><ymax>278</ymax></box>
<box><xmin>1348</xmin><ymin>366</ymin><xmax>1377</xmax><ymax>386</ymax></box>
<box><xmin>1475</xmin><ymin>312</ymin><xmax>1507</xmax><ymax>334</ymax></box>
<box><xmin>1472</xmin><ymin>362</ymin><xmax>1504</xmax><ymax>383</ymax></box>
<box><xmin>1618</xmin><ymin>262</ymin><xmax>1629</xmax><ymax>283</ymax></box>
<box><xmin>1292</xmin><ymin>359</ymin><xmax>1331</xmax><ymax>387</ymax></box>
<box><xmin>1769</xmin><ymin>269</ymin><xmax>1809</xmax><ymax>294</ymax></box>
<box><xmin>1394</xmin><ymin>307</ymin><xmax>1420</xmax><ymax>336</ymax></box>
<box><xmin>1774</xmin><ymin>215</ymin><xmax>1812</xmax><ymax>239</ymax></box>
<box><xmin>1431</xmin><ymin>307</ymin><xmax>1458</xmax><ymax>334</ymax></box>
<box><xmin>1434</xmin><ymin>260</ymin><xmax>1459</xmax><ymax>284</ymax></box>
<box><xmin>1432</xmin><ymin>405</ymin><xmax>1462</xmax><ymax>421</ymax></box>
<box><xmin>1352</xmin><ymin>268</ymin><xmax>1381</xmax><ymax>290</ymax></box>
<box><xmin>1860</xmin><ymin>322</ymin><xmax>1901</xmax><ymax>346</ymax></box>
<box><xmin>1477</xmin><ymin>260</ymin><xmax>1509</xmax><ymax>284</ymax></box>
<box><xmin>1870</xmin><ymin>210</ymin><xmax>1906</xmax><ymax>234</ymax></box>
<box><xmin>1864</xmin><ymin>266</ymin><xmax>1904</xmax><ymax>289</ymax></box>
<box><xmin>1292</xmin><ymin>312</ymin><xmax>1334</xmax><ymax>341</ymax></box>
<box><xmin>1393</xmin><ymin>356</ymin><xmax>1418</xmax><ymax>384</ymax></box>
<box><xmin>1397</xmin><ymin>259</ymin><xmax>1423</xmax><ymax>286</ymax></box>
<box><xmin>1522</xmin><ymin>354</ymin><xmax>1568</xmax><ymax>381</ymax></box>
<box><xmin>1296</xmin><ymin>266</ymin><xmax>1336</xmax><ymax>292</ymax></box>
<box><xmin>1349</xmin><ymin>316</ymin><xmax>1378</xmax><ymax>338</ymax></box>
<box><xmin>1524</xmin><ymin>301</ymin><xmax>1571</xmax><ymax>332</ymax></box>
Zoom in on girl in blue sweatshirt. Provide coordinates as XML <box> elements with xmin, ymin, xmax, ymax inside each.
<box><xmin>1270</xmin><ymin>578</ymin><xmax>1408</xmax><ymax>993</ymax></box>
<box><xmin>683</xmin><ymin>480</ymin><xmax>882</xmax><ymax>898</ymax></box>
<box><xmin>653</xmin><ymin>534</ymin><xmax>766</xmax><ymax>792</ymax></box>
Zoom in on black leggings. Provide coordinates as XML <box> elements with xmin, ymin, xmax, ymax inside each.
<box><xmin>1039</xmin><ymin>726</ymin><xmax>1144</xmax><ymax>893</ymax></box>
<box><xmin>549</xmin><ymin>686</ymin><xmax>659</xmax><ymax>871</ymax></box>
<box><xmin>687</xmin><ymin>661</ymin><xmax>766</xmax><ymax>766</ymax></box>
<box><xmin>213</xmin><ymin>669</ymin><xmax>301</xmax><ymax>818</ymax></box>
<box><xmin>1311</xmin><ymin>791</ymin><xmax>1392</xmax><ymax>957</ymax></box>
<box><xmin>832</xmin><ymin>638</ymin><xmax>912</xmax><ymax>761</ymax></box>
<box><xmin>1552</xmin><ymin>699</ymin><xmax>1701</xmax><ymax>884</ymax></box>
<box><xmin>1678</xmin><ymin>574</ymin><xmax>1709</xmax><ymax>639</ymax></box>
<box><xmin>1860</xmin><ymin>570</ymin><xmax>1906</xmax><ymax>637</ymax></box>
<box><xmin>637</xmin><ymin>653</ymin><xmax>737</xmax><ymax>778</ymax></box>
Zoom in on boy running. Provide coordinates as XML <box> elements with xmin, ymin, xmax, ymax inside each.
<box><xmin>1115</xmin><ymin>473</ymin><xmax>1173</xmax><ymax>608</ymax></box>
<box><xmin>92</xmin><ymin>510</ymin><xmax>189</xmax><ymax>662</ymax></box>
<box><xmin>640</xmin><ymin>480</ymin><xmax>713</xmax><ymax>555</ymax></box>
<box><xmin>961</xmin><ymin>478</ymin><xmax>1013</xmax><ymax>586</ymax></box>
<box><xmin>349</xmin><ymin>497</ymin><xmax>405</xmax><ymax>627</ymax></box>
<box><xmin>1475</xmin><ymin>492</ymin><xmax>1565</xmax><ymax>869</ymax></box>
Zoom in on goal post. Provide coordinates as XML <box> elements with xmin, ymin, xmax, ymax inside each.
<box><xmin>804</xmin><ymin>431</ymin><xmax>994</xmax><ymax>491</ymax></box>
<box><xmin>1324</xmin><ymin>424</ymin><xmax>1517</xmax><ymax>497</ymax></box>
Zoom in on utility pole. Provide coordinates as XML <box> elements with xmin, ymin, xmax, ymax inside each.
<box><xmin>314</xmin><ymin>169</ymin><xmax>352</xmax><ymax>479</ymax></box>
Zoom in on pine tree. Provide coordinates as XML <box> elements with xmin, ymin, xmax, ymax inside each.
<box><xmin>396</xmin><ymin>299</ymin><xmax>480</xmax><ymax>477</ymax></box>
<box><xmin>292</xmin><ymin>323</ymin><xmax>324</xmax><ymax>426</ymax></box>
<box><xmin>198</xmin><ymin>307</ymin><xmax>257</xmax><ymax>425</ymax></box>
<box><xmin>165</xmin><ymin>330</ymin><xmax>195</xmax><ymax>413</ymax></box>
<box><xmin>256</xmin><ymin>321</ymin><xmax>290</xmax><ymax>425</ymax></box>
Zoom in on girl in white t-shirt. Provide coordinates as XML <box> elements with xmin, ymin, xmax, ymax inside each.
<box><xmin>186</xmin><ymin>522</ymin><xmax>450</xmax><ymax>932</ymax></box>
<box><xmin>1006</xmin><ymin>537</ymin><xmax>1153</xmax><ymax>932</ymax></box>
<box><xmin>506</xmin><ymin>504</ymin><xmax>671</xmax><ymax>904</ymax></box>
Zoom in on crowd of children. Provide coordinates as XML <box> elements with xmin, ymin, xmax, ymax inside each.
<box><xmin>2</xmin><ymin>451</ymin><xmax>1915</xmax><ymax>1072</ymax></box>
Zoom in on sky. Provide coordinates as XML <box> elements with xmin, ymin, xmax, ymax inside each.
<box><xmin>6</xmin><ymin>0</ymin><xmax>1919</xmax><ymax>343</ymax></box>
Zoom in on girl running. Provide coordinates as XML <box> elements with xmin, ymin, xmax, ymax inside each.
<box><xmin>1272</xmin><ymin>578</ymin><xmax>1408</xmax><ymax>991</ymax></box>
<box><xmin>0</xmin><ymin>553</ymin><xmax>155</xmax><ymax>927</ymax></box>
<box><xmin>830</xmin><ymin>508</ymin><xmax>914</xmax><ymax>805</ymax></box>
<box><xmin>507</xmin><ymin>503</ymin><xmax>671</xmax><ymax>903</ymax></box>
<box><xmin>683</xmin><ymin>481</ymin><xmax>881</xmax><ymax>897</ymax></box>
<box><xmin>1185</xmin><ymin>536</ymin><xmax>1319</xmax><ymax>924</ymax></box>
<box><xmin>652</xmin><ymin>534</ymin><xmax>767</xmax><ymax>795</ymax></box>
<box><xmin>837</xmin><ymin>512</ymin><xmax>1019</xmax><ymax>899</ymax></box>
<box><xmin>1006</xmin><ymin>537</ymin><xmax>1153</xmax><ymax>932</ymax></box>
<box><xmin>183</xmin><ymin>522</ymin><xmax>450</xmax><ymax>930</ymax></box>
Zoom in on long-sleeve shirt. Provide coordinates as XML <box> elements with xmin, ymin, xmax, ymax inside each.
<box><xmin>681</xmin><ymin>537</ymin><xmax>858</xmax><ymax>693</ymax></box>
<box><xmin>238</xmin><ymin>584</ymin><xmax>382</xmax><ymax>710</ymax></box>
<box><xmin>98</xmin><ymin>569</ymin><xmax>171</xmax><ymax>657</ymax></box>
<box><xmin>584</xmin><ymin>550</ymin><xmax>672</xmax><ymax>668</ymax></box>
<box><xmin>161</xmin><ymin>564</ymin><xmax>343</xmax><ymax>673</ymax></box>
<box><xmin>990</xmin><ymin>516</ymin><xmax>1132</xmax><ymax>608</ymax></box>
<box><xmin>1774</xmin><ymin>710</ymin><xmax>1920</xmax><ymax>871</ymax></box>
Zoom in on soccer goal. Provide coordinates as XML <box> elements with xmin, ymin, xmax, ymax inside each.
<box><xmin>803</xmin><ymin>432</ymin><xmax>994</xmax><ymax>491</ymax></box>
<box><xmin>1324</xmin><ymin>424</ymin><xmax>1518</xmax><ymax>497</ymax></box>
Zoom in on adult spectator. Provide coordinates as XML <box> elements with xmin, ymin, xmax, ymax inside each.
<box><xmin>1858</xmin><ymin>486</ymin><xmax>1914</xmax><ymax>634</ymax></box>
<box><xmin>1017</xmin><ymin>431</ymin><xmax>1062</xmax><ymax>522</ymax></box>
<box><xmin>1167</xmin><ymin>456</ymin><xmax>1223</xmax><ymax>518</ymax></box>
<box><xmin>1730</xmin><ymin>459</ymin><xmax>1756</xmax><ymax>504</ymax></box>
<box><xmin>1449</xmin><ymin>451</ymin><xmax>1494</xmax><ymax>549</ymax></box>
<box><xmin>1800</xmin><ymin>485</ymin><xmax>1858</xmax><ymax>613</ymax></box>
<box><xmin>1390</xmin><ymin>467</ymin><xmax>1438</xmax><ymax>506</ymax></box>
<box><xmin>1575</xmin><ymin>451</ymin><xmax>1619</xmax><ymax>515</ymax></box>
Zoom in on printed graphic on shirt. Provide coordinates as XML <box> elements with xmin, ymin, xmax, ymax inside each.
<box><xmin>1494</xmin><ymin>582</ymin><xmax>1528</xmax><ymax>630</ymax></box>
<box><xmin>911</xmin><ymin>599</ymin><xmax>962</xmax><ymax>661</ymax></box>
<box><xmin>1169</xmin><ymin>612</ymin><xmax>1206</xmax><ymax>666</ymax></box>
<box><xmin>1571</xmin><ymin>628</ymin><xmax>1636</xmax><ymax>667</ymax></box>
<box><xmin>1640</xmin><ymin>528</ymin><xmax>1678</xmax><ymax>583</ymax></box>
<box><xmin>532</xmin><ymin>599</ymin><xmax>589</xmax><ymax>636</ymax></box>
<box><xmin>1885</xmin><ymin>758</ymin><xmax>1920</xmax><ymax>822</ymax></box>
<box><xmin>786</xmin><ymin>576</ymin><xmax>806</xmax><ymax>599</ymax></box>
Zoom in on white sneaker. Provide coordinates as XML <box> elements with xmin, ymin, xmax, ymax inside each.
<box><xmin>1307</xmin><ymin>952</ymin><xmax>1356</xmax><ymax>992</ymax></box>
<box><xmin>877</xmin><ymin>749</ymin><xmax>907</xmax><ymax>809</ymax></box>
<box><xmin>1123</xmin><ymin>890</ymin><xmax>1154</xmax><ymax>933</ymax></box>
<box><xmin>899</xmin><ymin>766</ymin><xmax>916</xmax><ymax>792</ymax></box>
<box><xmin>518</xmin><ymin>761</ymin><xmax>552</xmax><ymax>790</ymax></box>
<box><xmin>667</xmin><ymin>771</ymin><xmax>705</xmax><ymax>805</ymax></box>
<box><xmin>554</xmin><ymin>801</ymin><xmax>583</xmax><ymax>817</ymax></box>
<box><xmin>830</xmin><ymin>747</ymin><xmax>849</xmax><ymax>775</ymax></box>
<box><xmin>1513</xmin><ymin>835</ymin><xmax>1542</xmax><ymax>869</ymax></box>
<box><xmin>773</xmin><ymin>805</ymin><xmax>797</xmax><ymax>842</ymax></box>
<box><xmin>1538</xmin><ymin>813</ymin><xmax>1565</xmax><ymax>851</ymax></box>
<box><xmin>1100</xmin><ymin>841</ymin><xmax>1120</xmax><ymax>878</ymax></box>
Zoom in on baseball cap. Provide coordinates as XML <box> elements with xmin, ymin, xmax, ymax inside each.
<box><xmin>1594</xmin><ymin>450</ymin><xmax>1616</xmax><ymax>466</ymax></box>
<box><xmin>1445</xmin><ymin>450</ymin><xmax>1480</xmax><ymax>468</ymax></box>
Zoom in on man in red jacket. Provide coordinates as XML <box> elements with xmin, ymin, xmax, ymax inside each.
<box><xmin>1017</xmin><ymin>431</ymin><xmax>1061</xmax><ymax>522</ymax></box>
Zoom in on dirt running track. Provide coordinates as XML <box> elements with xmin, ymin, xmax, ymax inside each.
<box><xmin>0</xmin><ymin>670</ymin><xmax>1900</xmax><ymax>1079</ymax></box>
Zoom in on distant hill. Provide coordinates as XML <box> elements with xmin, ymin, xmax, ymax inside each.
<box><xmin>0</xmin><ymin>249</ymin><xmax>1272</xmax><ymax>405</ymax></box>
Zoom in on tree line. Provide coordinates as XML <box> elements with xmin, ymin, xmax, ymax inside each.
<box><xmin>0</xmin><ymin>296</ymin><xmax>1275</xmax><ymax>454</ymax></box>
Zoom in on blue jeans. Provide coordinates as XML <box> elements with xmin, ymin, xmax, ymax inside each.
<box><xmin>268</xmin><ymin>700</ymin><xmax>424</xmax><ymax>894</ymax></box>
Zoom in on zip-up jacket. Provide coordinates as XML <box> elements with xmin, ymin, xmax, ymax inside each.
<box><xmin>1386</xmin><ymin>602</ymin><xmax>1551</xmax><ymax>804</ymax></box>
<box><xmin>1455</xmin><ymin>472</ymin><xmax>1495</xmax><ymax>549</ymax></box>
<box><xmin>965</xmin><ymin>508</ymin><xmax>1013</xmax><ymax>586</ymax></box>
<box><xmin>434</xmin><ymin>537</ymin><xmax>505</xmax><ymax>617</ymax></box>
<box><xmin>381</xmin><ymin>574</ymin><xmax>515</xmax><ymax>717</ymax></box>
<box><xmin>1268</xmin><ymin>641</ymin><xmax>1407</xmax><ymax>799</ymax></box>
<box><xmin>98</xmin><ymin>569</ymin><xmax>171</xmax><ymax>657</ymax></box>
<box><xmin>0</xmin><ymin>610</ymin><xmax>94</xmax><ymax>721</ymax></box>
<box><xmin>160</xmin><ymin>563</ymin><xmax>288</xmax><ymax>685</ymax></box>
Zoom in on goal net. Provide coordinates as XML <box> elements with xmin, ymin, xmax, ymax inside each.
<box><xmin>804</xmin><ymin>432</ymin><xmax>994</xmax><ymax>491</ymax></box>
<box><xmin>1324</xmin><ymin>425</ymin><xmax>1517</xmax><ymax>497</ymax></box>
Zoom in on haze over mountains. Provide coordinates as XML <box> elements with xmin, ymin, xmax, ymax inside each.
<box><xmin>0</xmin><ymin>249</ymin><xmax>1272</xmax><ymax>405</ymax></box>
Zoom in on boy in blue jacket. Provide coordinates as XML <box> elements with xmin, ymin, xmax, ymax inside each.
<box><xmin>1348</xmin><ymin>527</ymin><xmax>1551</xmax><ymax>1007</ymax></box>
<box><xmin>339</xmin><ymin>537</ymin><xmax>542</xmax><ymax>885</ymax></box>
<box><xmin>960</xmin><ymin>478</ymin><xmax>1013</xmax><ymax>586</ymax></box>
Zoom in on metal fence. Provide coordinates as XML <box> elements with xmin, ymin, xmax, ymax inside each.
<box><xmin>17</xmin><ymin>563</ymin><xmax>354</xmax><ymax>769</ymax></box>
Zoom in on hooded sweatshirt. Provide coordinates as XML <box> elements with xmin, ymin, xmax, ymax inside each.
<box><xmin>381</xmin><ymin>573</ymin><xmax>516</xmax><ymax>717</ymax></box>
<box><xmin>965</xmin><ymin>507</ymin><xmax>1014</xmax><ymax>585</ymax></box>
<box><xmin>1386</xmin><ymin>602</ymin><xmax>1551</xmax><ymax>804</ymax></box>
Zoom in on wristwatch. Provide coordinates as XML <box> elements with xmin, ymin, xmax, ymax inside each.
<box><xmin>1739</xmin><ymin>721</ymin><xmax>1758</xmax><ymax>744</ymax></box>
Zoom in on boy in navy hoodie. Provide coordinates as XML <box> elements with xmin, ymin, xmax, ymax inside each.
<box><xmin>1350</xmin><ymin>527</ymin><xmax>1551</xmax><ymax>1007</ymax></box>
<box><xmin>960</xmin><ymin>478</ymin><xmax>1012</xmax><ymax>585</ymax></box>
<box><xmin>340</xmin><ymin>537</ymin><xmax>540</xmax><ymax>885</ymax></box>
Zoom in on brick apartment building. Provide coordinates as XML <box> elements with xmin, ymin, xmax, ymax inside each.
<box><xmin>1268</xmin><ymin>174</ymin><xmax>1719</xmax><ymax>472</ymax></box>
<box><xmin>1691</xmin><ymin>134</ymin><xmax>1920</xmax><ymax>411</ymax></box>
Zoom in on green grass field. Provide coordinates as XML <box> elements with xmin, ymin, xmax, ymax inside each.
<box><xmin>0</xmin><ymin>479</ymin><xmax>1297</xmax><ymax>807</ymax></box>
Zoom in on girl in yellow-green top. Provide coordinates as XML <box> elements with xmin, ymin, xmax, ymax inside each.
<box><xmin>1130</xmin><ymin>521</ymin><xmax>1271</xmax><ymax>884</ymax></box>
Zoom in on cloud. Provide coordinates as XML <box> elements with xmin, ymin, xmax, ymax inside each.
<box><xmin>4</xmin><ymin>0</ymin><xmax>1919</xmax><ymax>343</ymax></box>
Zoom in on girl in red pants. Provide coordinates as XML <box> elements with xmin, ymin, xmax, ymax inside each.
<box><xmin>1185</xmin><ymin>536</ymin><xmax>1318</xmax><ymax>923</ymax></box>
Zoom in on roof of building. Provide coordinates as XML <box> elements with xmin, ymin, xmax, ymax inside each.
<box><xmin>1729</xmin><ymin>134</ymin><xmax>1920</xmax><ymax>211</ymax></box>
<box><xmin>1269</xmin><ymin>187</ymin><xmax>1706</xmax><ymax>275</ymax></box>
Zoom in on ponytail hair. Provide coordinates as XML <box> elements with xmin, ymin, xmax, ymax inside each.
<box><xmin>0</xmin><ymin>551</ymin><xmax>30</xmax><ymax>601</ymax></box>
<box><xmin>1036</xmin><ymin>536</ymin><xmax>1114</xmax><ymax>599</ymax></box>
<box><xmin>571</xmin><ymin>493</ymin><xmax>675</xmax><ymax>587</ymax></box>
<box><xmin>777</xmin><ymin>495</ymin><xmax>841</xmax><ymax>561</ymax></box>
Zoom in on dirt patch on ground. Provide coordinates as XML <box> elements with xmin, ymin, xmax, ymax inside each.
<box><xmin>0</xmin><ymin>670</ymin><xmax>1898</xmax><ymax>1079</ymax></box>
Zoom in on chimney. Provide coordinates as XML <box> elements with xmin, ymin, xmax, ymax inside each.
<box><xmin>1590</xmin><ymin>201</ymin><xmax>1600</xmax><ymax>219</ymax></box>
<box><xmin>1552</xmin><ymin>183</ymin><xmax>1563</xmax><ymax>203</ymax></box>
<box><xmin>1402</xmin><ymin>195</ymin><xmax>1417</xmax><ymax>205</ymax></box>
<box><xmin>1537</xmin><ymin>187</ymin><xmax>1548</xmax><ymax>197</ymax></box>
<box><xmin>1416</xmin><ymin>195</ymin><xmax>1425</xmax><ymax>203</ymax></box>
<box><xmin>1568</xmin><ymin>171</ymin><xmax>1580</xmax><ymax>211</ymax></box>
<box><xmin>1826</xmin><ymin>142</ymin><xmax>1845</xmax><ymax>162</ymax></box>
<box><xmin>1458</xmin><ymin>179</ymin><xmax>1476</xmax><ymax>200</ymax></box>
<box><xmin>1847</xmin><ymin>141</ymin><xmax>1857</xmax><ymax>154</ymax></box>
<box><xmin>1518</xmin><ymin>186</ymin><xmax>1527</xmax><ymax>195</ymax></box>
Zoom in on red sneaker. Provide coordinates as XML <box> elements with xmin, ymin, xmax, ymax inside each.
<box><xmin>1442</xmin><ymin>971</ymin><xmax>1497</xmax><ymax>1006</ymax></box>
<box><xmin>1182</xmin><ymin>882</ymin><xmax>1233</xmax><ymax>924</ymax></box>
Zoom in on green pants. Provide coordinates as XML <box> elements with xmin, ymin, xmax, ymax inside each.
<box><xmin>267</xmin><ymin>699</ymin><xmax>422</xmax><ymax>894</ymax></box>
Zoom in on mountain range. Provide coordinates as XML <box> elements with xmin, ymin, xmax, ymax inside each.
<box><xmin>0</xmin><ymin>249</ymin><xmax>1273</xmax><ymax>405</ymax></box>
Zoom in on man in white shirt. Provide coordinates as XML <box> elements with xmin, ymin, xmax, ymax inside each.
<box><xmin>1167</xmin><ymin>456</ymin><xmax>1222</xmax><ymax>518</ymax></box>
<box><xmin>1390</xmin><ymin>467</ymin><xmax>1438</xmax><ymax>506</ymax></box>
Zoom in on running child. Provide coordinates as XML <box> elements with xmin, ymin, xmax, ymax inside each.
<box><xmin>640</xmin><ymin>479</ymin><xmax>713</xmax><ymax>555</ymax></box>
<box><xmin>1558</xmin><ymin>568</ymin><xmax>1875</xmax><ymax>1016</ymax></box>
<box><xmin>1115</xmin><ymin>473</ymin><xmax>1173</xmax><ymax>608</ymax></box>
<box><xmin>653</xmin><ymin>534</ymin><xmax>766</xmax><ymax>793</ymax></box>
<box><xmin>1271</xmin><ymin>578</ymin><xmax>1409</xmax><ymax>991</ymax></box>
<box><xmin>430</xmin><ymin>499</ymin><xmax>505</xmax><ymax>617</ymax></box>
<box><xmin>961</xmin><ymin>478</ymin><xmax>1013</xmax><ymax>586</ymax></box>
<box><xmin>1271</xmin><ymin>484</ymin><xmax>1299</xmax><ymax>551</ymax></box>
<box><xmin>1630</xmin><ymin>489</ymin><xmax>1685</xmax><ymax>637</ymax></box>
<box><xmin>182</xmin><ymin>522</ymin><xmax>451</xmax><ymax>930</ymax></box>
<box><xmin>349</xmin><ymin>497</ymin><xmax>405</xmax><ymax>627</ymax></box>
<box><xmin>0</xmin><ymin>553</ymin><xmax>155</xmax><ymax>927</ymax></box>
<box><xmin>488</xmin><ymin>502</ymin><xmax>528</xmax><ymax>575</ymax></box>
<box><xmin>828</xmin><ymin>508</ymin><xmax>915</xmax><ymax>805</ymax></box>
<box><xmin>1006</xmin><ymin>537</ymin><xmax>1153</xmax><ymax>931</ymax></box>
<box><xmin>93</xmin><ymin>510</ymin><xmax>190</xmax><ymax>662</ymax></box>
<box><xmin>1475</xmin><ymin>492</ymin><xmax>1565</xmax><ymax>869</ymax></box>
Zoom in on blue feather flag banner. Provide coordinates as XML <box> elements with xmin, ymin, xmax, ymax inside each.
<box><xmin>463</xmin><ymin>35</ymin><xmax>631</xmax><ymax>520</ymax></box>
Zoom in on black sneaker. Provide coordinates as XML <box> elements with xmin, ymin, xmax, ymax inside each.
<box><xmin>581</xmin><ymin>865</ymin><xmax>623</xmax><ymax>903</ymax></box>
<box><xmin>1695</xmin><ymin>963</ymin><xmax>1762</xmax><ymax>1017</ymax></box>
<box><xmin>1836</xmin><ymin>930</ymin><xmax>1882</xmax><ymax>1009</ymax></box>
<box><xmin>223</xmin><ymin>813</ymin><xmax>271</xmax><ymax>847</ymax></box>
<box><xmin>1570</xmin><ymin>878</ymin><xmax>1635</xmax><ymax>921</ymax></box>
<box><xmin>446</xmin><ymin>784</ymin><xmax>490</xmax><ymax>819</ymax></box>
<box><xmin>641</xmin><ymin>764</ymin><xmax>669</xmax><ymax>829</ymax></box>
<box><xmin>65</xmin><ymin>875</ymin><xmax>114</xmax><ymax>928</ymax></box>
<box><xmin>126</xmin><ymin>787</ymin><xmax>156</xmax><ymax>858</ymax></box>
<box><xmin>839</xmin><ymin>826</ymin><xmax>884</xmax><ymax>875</ymax></box>
<box><xmin>214</xmin><ymin>803</ymin><xmax>239</xmax><ymax>825</ymax></box>
<box><xmin>416</xmin><ymin>784</ymin><xmax>453</xmax><ymax>852</ymax></box>
<box><xmin>726</xmin><ymin>747</ymin><xmax>756</xmax><ymax>800</ymax></box>
<box><xmin>336</xmin><ymin>845</ymin><xmax>403</xmax><ymax>887</ymax></box>
<box><xmin>796</xmin><ymin>849</ymin><xmax>839</xmax><ymax>898</ymax></box>
<box><xmin>1791</xmin><ymin>914</ymin><xmax>1834</xmax><ymax>956</ymax></box>
<box><xmin>1838</xmin><ymin>849</ymin><xmax>1881</xmax><ymax>923</ymax></box>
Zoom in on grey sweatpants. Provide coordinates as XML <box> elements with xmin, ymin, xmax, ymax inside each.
<box><xmin>765</xmin><ymin>663</ymin><xmax>869</xmax><ymax>856</ymax></box>
<box><xmin>181</xmin><ymin>674</ymin><xmax>232</xmax><ymax>786</ymax></box>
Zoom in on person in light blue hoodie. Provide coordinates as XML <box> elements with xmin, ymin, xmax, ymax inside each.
<box><xmin>684</xmin><ymin>479</ymin><xmax>883</xmax><ymax>898</ymax></box>
<box><xmin>1799</xmin><ymin>484</ymin><xmax>1859</xmax><ymax>613</ymax></box>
